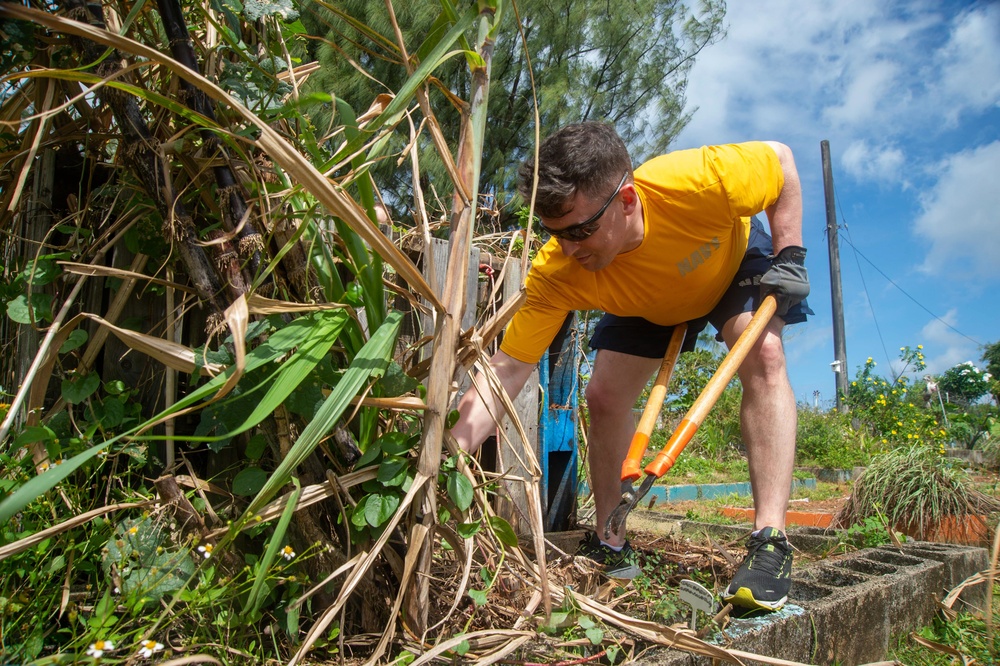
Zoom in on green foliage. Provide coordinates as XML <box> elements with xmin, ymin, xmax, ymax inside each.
<box><xmin>846</xmin><ymin>347</ymin><xmax>949</xmax><ymax>451</ymax></box>
<box><xmin>889</xmin><ymin>583</ymin><xmax>1000</xmax><ymax>665</ymax></box>
<box><xmin>843</xmin><ymin>444</ymin><xmax>1000</xmax><ymax>539</ymax></box>
<box><xmin>938</xmin><ymin>360</ymin><xmax>992</xmax><ymax>407</ymax></box>
<box><xmin>301</xmin><ymin>0</ymin><xmax>726</xmax><ymax>213</ymax></box>
<box><xmin>796</xmin><ymin>408</ymin><xmax>871</xmax><ymax>468</ymax></box>
<box><xmin>843</xmin><ymin>515</ymin><xmax>895</xmax><ymax>549</ymax></box>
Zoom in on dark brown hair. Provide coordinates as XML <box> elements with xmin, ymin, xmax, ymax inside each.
<box><xmin>517</xmin><ymin>122</ymin><xmax>633</xmax><ymax>219</ymax></box>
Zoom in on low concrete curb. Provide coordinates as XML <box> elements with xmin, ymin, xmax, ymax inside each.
<box><xmin>632</xmin><ymin>515</ymin><xmax>989</xmax><ymax>665</ymax></box>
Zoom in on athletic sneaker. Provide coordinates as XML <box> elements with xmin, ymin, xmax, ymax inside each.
<box><xmin>577</xmin><ymin>532</ymin><xmax>641</xmax><ymax>580</ymax></box>
<box><xmin>722</xmin><ymin>527</ymin><xmax>793</xmax><ymax>611</ymax></box>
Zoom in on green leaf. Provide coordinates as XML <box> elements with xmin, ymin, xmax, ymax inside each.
<box><xmin>456</xmin><ymin>521</ymin><xmax>481</xmax><ymax>539</ymax></box>
<box><xmin>378</xmin><ymin>431</ymin><xmax>416</xmax><ymax>456</ymax></box>
<box><xmin>454</xmin><ymin>639</ymin><xmax>470</xmax><ymax>656</ymax></box>
<box><xmin>232</xmin><ymin>467</ymin><xmax>269</xmax><ymax>496</ymax></box>
<box><xmin>380</xmin><ymin>361</ymin><xmax>418</xmax><ymax>397</ymax></box>
<box><xmin>447</xmin><ymin>471</ymin><xmax>474</xmax><ymax>512</ymax></box>
<box><xmin>14</xmin><ymin>425</ymin><xmax>56</xmax><ymax>447</ymax></box>
<box><xmin>488</xmin><ymin>516</ymin><xmax>518</xmax><ymax>548</ymax></box>
<box><xmin>376</xmin><ymin>456</ymin><xmax>409</xmax><ymax>487</ymax></box>
<box><xmin>7</xmin><ymin>293</ymin><xmax>53</xmax><ymax>324</ymax></box>
<box><xmin>355</xmin><ymin>442</ymin><xmax>382</xmax><ymax>468</ymax></box>
<box><xmin>59</xmin><ymin>329</ymin><xmax>88</xmax><ymax>354</ymax></box>
<box><xmin>243</xmin><ymin>477</ymin><xmax>301</xmax><ymax>619</ymax></box>
<box><xmin>92</xmin><ymin>398</ymin><xmax>125</xmax><ymax>429</ymax></box>
<box><xmin>245</xmin><ymin>434</ymin><xmax>267</xmax><ymax>460</ymax></box>
<box><xmin>467</xmin><ymin>589</ymin><xmax>487</xmax><ymax>607</ymax></box>
<box><xmin>22</xmin><ymin>256</ymin><xmax>63</xmax><ymax>286</ymax></box>
<box><xmin>585</xmin><ymin>627</ymin><xmax>604</xmax><ymax>645</ymax></box>
<box><xmin>364</xmin><ymin>492</ymin><xmax>400</xmax><ymax>527</ymax></box>
<box><xmin>61</xmin><ymin>372</ymin><xmax>100</xmax><ymax>404</ymax></box>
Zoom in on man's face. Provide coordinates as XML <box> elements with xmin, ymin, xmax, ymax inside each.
<box><xmin>538</xmin><ymin>177</ymin><xmax>636</xmax><ymax>272</ymax></box>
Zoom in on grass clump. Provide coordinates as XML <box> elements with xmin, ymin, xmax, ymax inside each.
<box><xmin>837</xmin><ymin>444</ymin><xmax>1000</xmax><ymax>539</ymax></box>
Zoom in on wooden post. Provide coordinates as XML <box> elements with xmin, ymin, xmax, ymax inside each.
<box><xmin>495</xmin><ymin>259</ymin><xmax>538</xmax><ymax>535</ymax></box>
<box><xmin>821</xmin><ymin>140</ymin><xmax>849</xmax><ymax>412</ymax></box>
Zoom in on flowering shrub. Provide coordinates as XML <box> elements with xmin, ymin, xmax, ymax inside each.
<box><xmin>846</xmin><ymin>346</ymin><xmax>948</xmax><ymax>453</ymax></box>
<box><xmin>938</xmin><ymin>361</ymin><xmax>992</xmax><ymax>406</ymax></box>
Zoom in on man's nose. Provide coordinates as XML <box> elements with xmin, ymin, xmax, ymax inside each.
<box><xmin>559</xmin><ymin>238</ymin><xmax>579</xmax><ymax>255</ymax></box>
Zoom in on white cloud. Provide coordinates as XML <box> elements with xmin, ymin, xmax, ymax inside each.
<box><xmin>675</xmin><ymin>2</ymin><xmax>999</xmax><ymax>150</ymax></box>
<box><xmin>920</xmin><ymin>309</ymin><xmax>979</xmax><ymax>375</ymax></box>
<box><xmin>841</xmin><ymin>139</ymin><xmax>907</xmax><ymax>184</ymax></box>
<box><xmin>934</xmin><ymin>3</ymin><xmax>1000</xmax><ymax>125</ymax></box>
<box><xmin>914</xmin><ymin>140</ymin><xmax>1000</xmax><ymax>278</ymax></box>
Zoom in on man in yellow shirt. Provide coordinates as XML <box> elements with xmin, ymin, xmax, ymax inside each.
<box><xmin>452</xmin><ymin>122</ymin><xmax>811</xmax><ymax>611</ymax></box>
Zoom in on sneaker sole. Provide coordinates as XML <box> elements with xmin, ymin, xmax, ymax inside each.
<box><xmin>722</xmin><ymin>586</ymin><xmax>787</xmax><ymax>611</ymax></box>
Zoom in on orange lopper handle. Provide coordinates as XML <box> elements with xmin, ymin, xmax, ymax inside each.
<box><xmin>644</xmin><ymin>294</ymin><xmax>778</xmax><ymax>479</ymax></box>
<box><xmin>620</xmin><ymin>324</ymin><xmax>688</xmax><ymax>482</ymax></box>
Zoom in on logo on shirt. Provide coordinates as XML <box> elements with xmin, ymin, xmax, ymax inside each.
<box><xmin>677</xmin><ymin>237</ymin><xmax>721</xmax><ymax>277</ymax></box>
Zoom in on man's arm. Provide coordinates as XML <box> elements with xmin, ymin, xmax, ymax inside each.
<box><xmin>762</xmin><ymin>141</ymin><xmax>803</xmax><ymax>252</ymax></box>
<box><xmin>760</xmin><ymin>141</ymin><xmax>809</xmax><ymax>317</ymax></box>
<box><xmin>451</xmin><ymin>350</ymin><xmax>536</xmax><ymax>454</ymax></box>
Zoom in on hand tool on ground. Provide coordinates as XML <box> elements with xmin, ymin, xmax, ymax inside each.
<box><xmin>604</xmin><ymin>294</ymin><xmax>778</xmax><ymax>539</ymax></box>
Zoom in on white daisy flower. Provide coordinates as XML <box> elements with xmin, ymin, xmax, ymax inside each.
<box><xmin>137</xmin><ymin>640</ymin><xmax>164</xmax><ymax>658</ymax></box>
<box><xmin>281</xmin><ymin>545</ymin><xmax>296</xmax><ymax>561</ymax></box>
<box><xmin>86</xmin><ymin>639</ymin><xmax>114</xmax><ymax>658</ymax></box>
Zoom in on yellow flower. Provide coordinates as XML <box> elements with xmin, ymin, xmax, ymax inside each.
<box><xmin>891</xmin><ymin>430</ymin><xmax>897</xmax><ymax>435</ymax></box>
<box><xmin>281</xmin><ymin>545</ymin><xmax>296</xmax><ymax>561</ymax></box>
<box><xmin>128</xmin><ymin>525</ymin><xmax>139</xmax><ymax>536</ymax></box>
<box><xmin>197</xmin><ymin>544</ymin><xmax>213</xmax><ymax>559</ymax></box>
<box><xmin>917</xmin><ymin>345</ymin><xmax>923</xmax><ymax>349</ymax></box>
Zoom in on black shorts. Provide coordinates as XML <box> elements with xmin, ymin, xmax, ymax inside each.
<box><xmin>589</xmin><ymin>217</ymin><xmax>814</xmax><ymax>358</ymax></box>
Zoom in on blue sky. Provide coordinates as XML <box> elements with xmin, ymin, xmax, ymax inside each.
<box><xmin>672</xmin><ymin>0</ymin><xmax>1000</xmax><ymax>407</ymax></box>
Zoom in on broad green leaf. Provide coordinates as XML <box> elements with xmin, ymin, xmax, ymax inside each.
<box><xmin>210</xmin><ymin>310</ymin><xmax>348</xmax><ymax>440</ymax></box>
<box><xmin>232</xmin><ymin>467</ymin><xmax>269</xmax><ymax>496</ymax></box>
<box><xmin>380</xmin><ymin>361</ymin><xmax>418</xmax><ymax>397</ymax></box>
<box><xmin>585</xmin><ymin>627</ymin><xmax>604</xmax><ymax>645</ymax></box>
<box><xmin>454</xmin><ymin>639</ymin><xmax>470</xmax><ymax>656</ymax></box>
<box><xmin>7</xmin><ymin>293</ymin><xmax>53</xmax><ymax>324</ymax></box>
<box><xmin>488</xmin><ymin>516</ymin><xmax>518</xmax><ymax>548</ymax></box>
<box><xmin>238</xmin><ymin>311</ymin><xmax>402</xmax><ymax>522</ymax></box>
<box><xmin>59</xmin><ymin>329</ymin><xmax>88</xmax><ymax>354</ymax></box>
<box><xmin>467</xmin><ymin>589</ymin><xmax>487</xmax><ymax>607</ymax></box>
<box><xmin>245</xmin><ymin>434</ymin><xmax>267</xmax><ymax>460</ymax></box>
<box><xmin>61</xmin><ymin>372</ymin><xmax>100</xmax><ymax>404</ymax></box>
<box><xmin>447</xmin><ymin>471</ymin><xmax>474</xmax><ymax>512</ymax></box>
<box><xmin>14</xmin><ymin>425</ymin><xmax>56</xmax><ymax>447</ymax></box>
<box><xmin>364</xmin><ymin>492</ymin><xmax>400</xmax><ymax>527</ymax></box>
<box><xmin>376</xmin><ymin>456</ymin><xmax>409</xmax><ymax>487</ymax></box>
<box><xmin>456</xmin><ymin>521</ymin><xmax>481</xmax><ymax>539</ymax></box>
<box><xmin>378</xmin><ymin>431</ymin><xmax>415</xmax><ymax>456</ymax></box>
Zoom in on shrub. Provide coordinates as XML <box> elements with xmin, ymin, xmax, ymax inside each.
<box><xmin>836</xmin><ymin>444</ymin><xmax>1000</xmax><ymax>539</ymax></box>
<box><xmin>796</xmin><ymin>408</ymin><xmax>871</xmax><ymax>469</ymax></box>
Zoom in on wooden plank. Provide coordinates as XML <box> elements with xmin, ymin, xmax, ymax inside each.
<box><xmin>495</xmin><ymin>258</ymin><xmax>538</xmax><ymax>535</ymax></box>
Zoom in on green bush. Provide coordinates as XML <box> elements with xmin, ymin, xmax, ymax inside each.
<box><xmin>796</xmin><ymin>408</ymin><xmax>871</xmax><ymax>469</ymax></box>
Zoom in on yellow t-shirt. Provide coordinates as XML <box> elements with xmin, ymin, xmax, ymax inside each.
<box><xmin>500</xmin><ymin>141</ymin><xmax>784</xmax><ymax>364</ymax></box>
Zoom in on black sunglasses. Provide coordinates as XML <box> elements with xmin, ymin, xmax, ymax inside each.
<box><xmin>537</xmin><ymin>171</ymin><xmax>629</xmax><ymax>241</ymax></box>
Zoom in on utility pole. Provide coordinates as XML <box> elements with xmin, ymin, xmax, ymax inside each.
<box><xmin>821</xmin><ymin>140</ymin><xmax>849</xmax><ymax>412</ymax></box>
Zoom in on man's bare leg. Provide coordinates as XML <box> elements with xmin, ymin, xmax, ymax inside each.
<box><xmin>585</xmin><ymin>350</ymin><xmax>661</xmax><ymax>547</ymax></box>
<box><xmin>720</xmin><ymin>314</ymin><xmax>796</xmax><ymax>533</ymax></box>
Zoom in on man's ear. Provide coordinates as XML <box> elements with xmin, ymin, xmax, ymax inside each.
<box><xmin>620</xmin><ymin>183</ymin><xmax>639</xmax><ymax>213</ymax></box>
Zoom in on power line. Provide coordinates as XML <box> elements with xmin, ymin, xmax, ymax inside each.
<box><xmin>836</xmin><ymin>225</ymin><xmax>984</xmax><ymax>349</ymax></box>
<box><xmin>839</xmin><ymin>224</ymin><xmax>897</xmax><ymax>374</ymax></box>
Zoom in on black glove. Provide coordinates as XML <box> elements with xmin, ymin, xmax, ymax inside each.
<box><xmin>760</xmin><ymin>245</ymin><xmax>810</xmax><ymax>317</ymax></box>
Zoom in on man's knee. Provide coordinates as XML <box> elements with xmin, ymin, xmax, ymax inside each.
<box><xmin>585</xmin><ymin>379</ymin><xmax>629</xmax><ymax>417</ymax></box>
<box><xmin>741</xmin><ymin>333</ymin><xmax>788</xmax><ymax>382</ymax></box>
